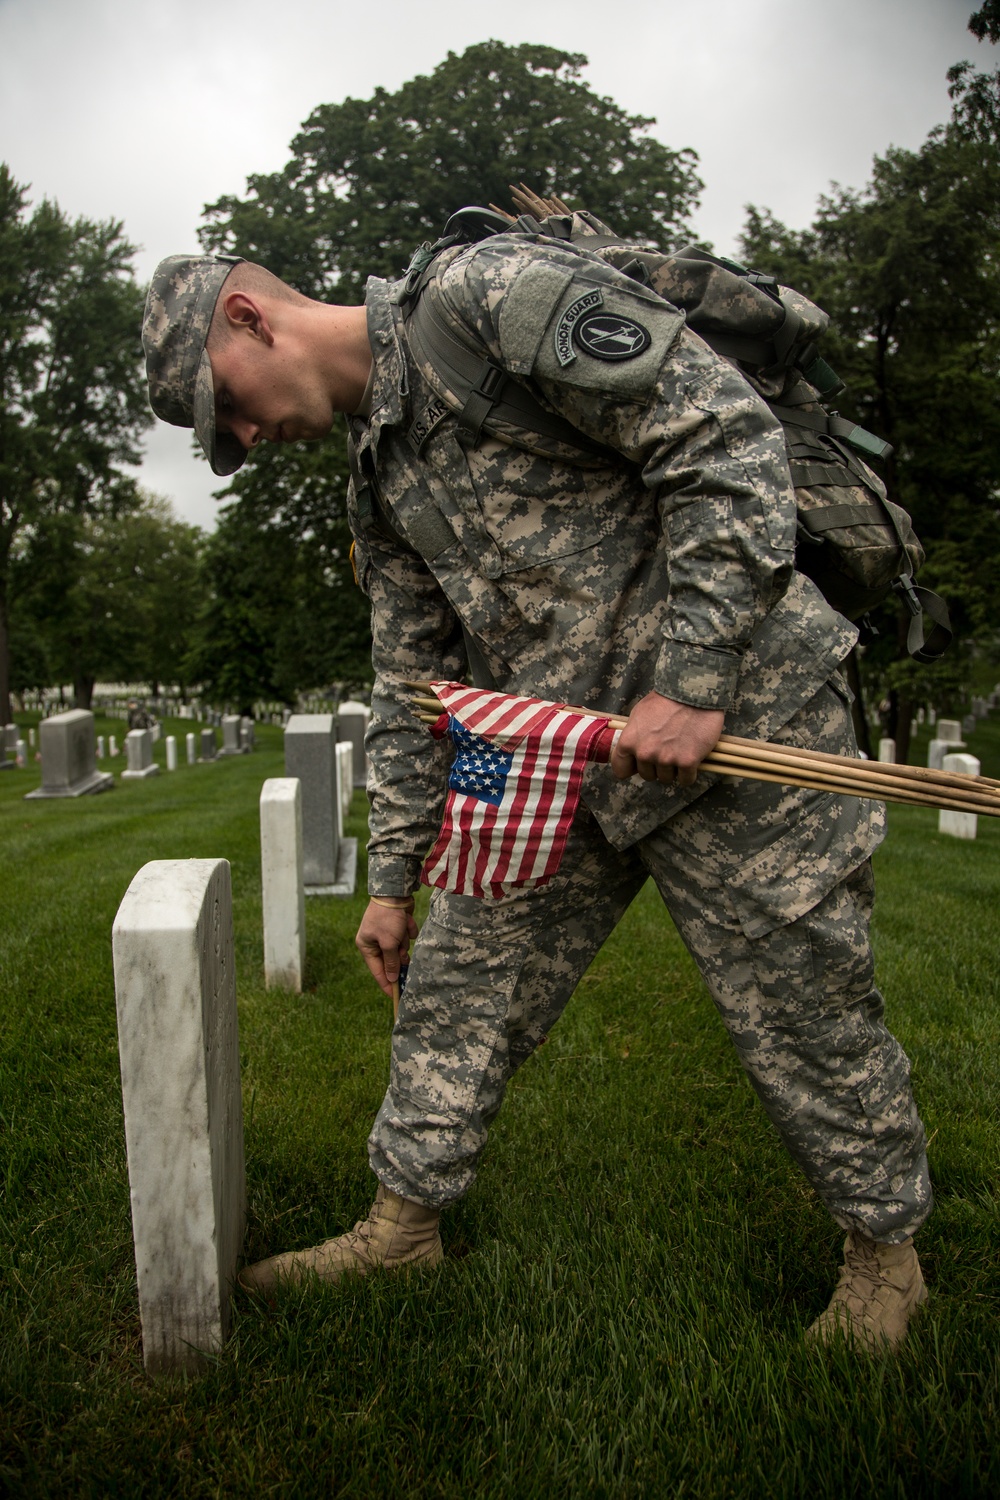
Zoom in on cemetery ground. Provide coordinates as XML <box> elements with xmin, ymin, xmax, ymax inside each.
<box><xmin>1</xmin><ymin>713</ymin><xmax>999</xmax><ymax>1499</ymax></box>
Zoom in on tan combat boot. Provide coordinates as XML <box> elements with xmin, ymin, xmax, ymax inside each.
<box><xmin>806</xmin><ymin>1230</ymin><xmax>927</xmax><ymax>1351</ymax></box>
<box><xmin>238</xmin><ymin>1184</ymin><xmax>443</xmax><ymax>1298</ymax></box>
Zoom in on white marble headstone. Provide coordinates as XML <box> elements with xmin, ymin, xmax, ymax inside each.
<box><xmin>219</xmin><ymin>715</ymin><xmax>243</xmax><ymax>756</ymax></box>
<box><xmin>260</xmin><ymin>778</ymin><xmax>305</xmax><ymax>992</ymax></box>
<box><xmin>877</xmin><ymin>737</ymin><xmax>896</xmax><ymax>764</ymax></box>
<box><xmin>337</xmin><ymin>701</ymin><xmax>370</xmax><ymax>787</ymax></box>
<box><xmin>112</xmin><ymin>859</ymin><xmax>245</xmax><ymax>1375</ymax></box>
<box><xmin>186</xmin><ymin>732</ymin><xmax>197</xmax><ymax>766</ymax></box>
<box><xmin>939</xmin><ymin>753</ymin><xmax>980</xmax><ymax>840</ymax></box>
<box><xmin>165</xmin><ymin>735</ymin><xmax>177</xmax><ymax>772</ymax></box>
<box><xmin>25</xmin><ymin>709</ymin><xmax>113</xmax><ymax>799</ymax></box>
<box><xmin>336</xmin><ymin>740</ymin><xmax>353</xmax><ymax>839</ymax></box>
<box><xmin>122</xmin><ymin>728</ymin><xmax>159</xmax><ymax>780</ymax></box>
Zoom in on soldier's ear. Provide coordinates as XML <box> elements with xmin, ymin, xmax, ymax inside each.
<box><xmin>218</xmin><ymin>291</ymin><xmax>275</xmax><ymax>346</ymax></box>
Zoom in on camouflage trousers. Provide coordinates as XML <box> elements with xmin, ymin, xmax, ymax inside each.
<box><xmin>369</xmin><ymin>680</ymin><xmax>933</xmax><ymax>1244</ymax></box>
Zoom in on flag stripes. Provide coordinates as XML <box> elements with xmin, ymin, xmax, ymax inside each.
<box><xmin>421</xmin><ymin>683</ymin><xmax>616</xmax><ymax>899</ymax></box>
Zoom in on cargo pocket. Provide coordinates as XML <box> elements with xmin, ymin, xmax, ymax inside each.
<box><xmin>725</xmin><ymin>796</ymin><xmax>883</xmax><ymax>942</ymax></box>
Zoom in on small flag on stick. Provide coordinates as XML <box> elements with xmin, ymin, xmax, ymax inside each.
<box><xmin>421</xmin><ymin>682</ymin><xmax>616</xmax><ymax>899</ymax></box>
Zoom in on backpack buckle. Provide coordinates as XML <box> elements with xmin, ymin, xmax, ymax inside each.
<box><xmin>892</xmin><ymin>575</ymin><xmax>922</xmax><ymax>618</ymax></box>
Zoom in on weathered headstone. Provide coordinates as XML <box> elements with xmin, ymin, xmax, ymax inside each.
<box><xmin>938</xmin><ymin>719</ymin><xmax>963</xmax><ymax>744</ymax></box>
<box><xmin>25</xmin><ymin>709</ymin><xmax>114</xmax><ymax>799</ymax></box>
<box><xmin>186</xmin><ymin>731</ymin><xmax>197</xmax><ymax>766</ymax></box>
<box><xmin>97</xmin><ymin>735</ymin><xmax>106</xmax><ymax>759</ymax></box>
<box><xmin>4</xmin><ymin>723</ymin><xmax>18</xmax><ymax>752</ymax></box>
<box><xmin>928</xmin><ymin>707</ymin><xmax>937</xmax><ymax>727</ymax></box>
<box><xmin>337</xmin><ymin>701</ymin><xmax>370</xmax><ymax>787</ymax></box>
<box><xmin>112</xmin><ymin>859</ymin><xmax>245</xmax><ymax>1375</ymax></box>
<box><xmin>285</xmin><ymin>714</ymin><xmax>338</xmax><ymax>887</ymax></box>
<box><xmin>122</xmin><ymin>729</ymin><xmax>160</xmax><ymax>781</ymax></box>
<box><xmin>877</xmin><ymin>737</ymin><xmax>896</xmax><ymax>764</ymax></box>
<box><xmin>962</xmin><ymin>714</ymin><xmax>977</xmax><ymax>737</ymax></box>
<box><xmin>927</xmin><ymin>740</ymin><xmax>950</xmax><ymax>771</ymax></box>
<box><xmin>260</xmin><ymin>778</ymin><xmax>305</xmax><ymax>992</ymax></box>
<box><xmin>199</xmin><ymin>728</ymin><xmax>218</xmax><ymax>762</ymax></box>
<box><xmin>219</xmin><ymin>715</ymin><xmax>244</xmax><ymax>756</ymax></box>
<box><xmin>109</xmin><ymin>734</ymin><xmax>119</xmax><ymax>758</ymax></box>
<box><xmin>15</xmin><ymin>738</ymin><xmax>27</xmax><ymax>768</ymax></box>
<box><xmin>284</xmin><ymin>714</ymin><xmax>356</xmax><ymax>894</ymax></box>
<box><xmin>28</xmin><ymin>727</ymin><xmax>35</xmax><ymax>748</ymax></box>
<box><xmin>939</xmin><ymin>753</ymin><xmax>980</xmax><ymax>840</ymax></box>
<box><xmin>239</xmin><ymin>716</ymin><xmax>255</xmax><ymax>752</ymax></box>
<box><xmin>165</xmin><ymin>735</ymin><xmax>178</xmax><ymax>772</ymax></box>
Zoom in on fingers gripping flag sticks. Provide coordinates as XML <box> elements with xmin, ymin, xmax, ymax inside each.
<box><xmin>420</xmin><ymin>683</ymin><xmax>618</xmax><ymax>900</ymax></box>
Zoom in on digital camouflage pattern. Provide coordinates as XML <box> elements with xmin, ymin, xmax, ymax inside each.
<box><xmin>348</xmin><ymin>229</ymin><xmax>930</xmax><ymax>1241</ymax></box>
<box><xmin>370</xmin><ymin>685</ymin><xmax>931</xmax><ymax>1245</ymax></box>
<box><xmin>141</xmin><ymin>253</ymin><xmax>246</xmax><ymax>475</ymax></box>
<box><xmin>349</xmin><ymin>232</ymin><xmax>857</xmax><ymax>892</ymax></box>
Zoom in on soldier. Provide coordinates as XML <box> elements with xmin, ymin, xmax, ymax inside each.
<box><xmin>142</xmin><ymin>212</ymin><xmax>932</xmax><ymax>1349</ymax></box>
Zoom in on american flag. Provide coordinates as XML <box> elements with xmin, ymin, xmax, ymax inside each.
<box><xmin>420</xmin><ymin>682</ymin><xmax>617</xmax><ymax>900</ymax></box>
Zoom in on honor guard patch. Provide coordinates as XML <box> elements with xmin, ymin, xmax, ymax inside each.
<box><xmin>573</xmin><ymin>312</ymin><xmax>652</xmax><ymax>362</ymax></box>
<box><xmin>554</xmin><ymin>289</ymin><xmax>604</xmax><ymax>367</ymax></box>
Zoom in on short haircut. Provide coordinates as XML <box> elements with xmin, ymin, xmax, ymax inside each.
<box><xmin>208</xmin><ymin>262</ymin><xmax>308</xmax><ymax>349</ymax></box>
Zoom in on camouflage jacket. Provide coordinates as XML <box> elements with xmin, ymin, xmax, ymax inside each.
<box><xmin>347</xmin><ymin>233</ymin><xmax>858</xmax><ymax>898</ymax></box>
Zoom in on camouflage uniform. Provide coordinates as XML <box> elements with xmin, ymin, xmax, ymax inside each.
<box><xmin>348</xmin><ymin>231</ymin><xmax>931</xmax><ymax>1243</ymax></box>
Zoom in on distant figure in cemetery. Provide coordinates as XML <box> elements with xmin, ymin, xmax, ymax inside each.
<box><xmin>142</xmin><ymin>214</ymin><xmax>932</xmax><ymax>1350</ymax></box>
<box><xmin>127</xmin><ymin>699</ymin><xmax>156</xmax><ymax>731</ymax></box>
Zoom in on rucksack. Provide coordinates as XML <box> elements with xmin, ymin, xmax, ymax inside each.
<box><xmin>396</xmin><ymin>198</ymin><xmax>951</xmax><ymax>663</ymax></box>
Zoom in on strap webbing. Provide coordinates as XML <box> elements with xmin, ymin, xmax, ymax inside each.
<box><xmin>405</xmin><ymin>295</ymin><xmax>611</xmax><ymax>457</ymax></box>
<box><xmin>798</xmin><ymin>503</ymin><xmax>886</xmax><ymax>534</ymax></box>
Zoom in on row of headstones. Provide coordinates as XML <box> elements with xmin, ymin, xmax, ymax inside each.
<box><xmin>876</xmin><ymin>714</ymin><xmax>987</xmax><ymax>841</ymax></box>
<box><xmin>112</xmin><ymin>716</ymin><xmax>367</xmax><ymax>1374</ymax></box>
<box><xmin>7</xmin><ymin>713</ymin><xmax>259</xmax><ymax>795</ymax></box>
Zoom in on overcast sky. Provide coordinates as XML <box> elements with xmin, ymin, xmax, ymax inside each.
<box><xmin>0</xmin><ymin>0</ymin><xmax>991</xmax><ymax>531</ymax></box>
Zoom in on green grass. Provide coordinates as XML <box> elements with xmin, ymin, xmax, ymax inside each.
<box><xmin>2</xmin><ymin>713</ymin><xmax>999</xmax><ymax>1497</ymax></box>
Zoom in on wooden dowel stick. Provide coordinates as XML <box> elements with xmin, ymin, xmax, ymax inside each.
<box><xmin>705</xmin><ymin>747</ymin><xmax>1000</xmax><ymax>810</ymax></box>
<box><xmin>408</xmin><ymin>689</ymin><xmax>999</xmax><ymax>815</ymax></box>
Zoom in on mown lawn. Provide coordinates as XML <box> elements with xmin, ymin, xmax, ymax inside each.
<box><xmin>1</xmin><ymin>712</ymin><xmax>999</xmax><ymax>1497</ymax></box>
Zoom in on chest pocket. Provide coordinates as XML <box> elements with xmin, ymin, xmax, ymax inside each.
<box><xmin>462</xmin><ymin>432</ymin><xmax>616</xmax><ymax>573</ymax></box>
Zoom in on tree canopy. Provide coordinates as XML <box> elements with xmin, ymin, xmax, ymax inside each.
<box><xmin>0</xmin><ymin>164</ymin><xmax>150</xmax><ymax>718</ymax></box>
<box><xmin>193</xmin><ymin>41</ymin><xmax>701</xmax><ymax>705</ymax></box>
<box><xmin>738</xmin><ymin>51</ymin><xmax>1000</xmax><ymax>759</ymax></box>
<box><xmin>11</xmin><ymin>493</ymin><xmax>203</xmax><ymax>704</ymax></box>
<box><xmin>199</xmin><ymin>41</ymin><xmax>702</xmax><ymax>302</ymax></box>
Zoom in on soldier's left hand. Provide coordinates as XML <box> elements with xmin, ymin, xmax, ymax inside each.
<box><xmin>611</xmin><ymin>692</ymin><xmax>724</xmax><ymax>788</ymax></box>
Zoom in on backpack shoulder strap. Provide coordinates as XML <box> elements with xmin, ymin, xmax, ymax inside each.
<box><xmin>403</xmin><ymin>272</ymin><xmax>612</xmax><ymax>459</ymax></box>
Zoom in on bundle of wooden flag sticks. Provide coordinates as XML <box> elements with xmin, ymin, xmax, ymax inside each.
<box><xmin>406</xmin><ymin>683</ymin><xmax>1000</xmax><ymax>820</ymax></box>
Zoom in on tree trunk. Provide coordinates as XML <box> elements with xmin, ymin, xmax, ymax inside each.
<box><xmin>844</xmin><ymin>649</ymin><xmax>873</xmax><ymax>759</ymax></box>
<box><xmin>895</xmin><ymin>694</ymin><xmax>913</xmax><ymax>766</ymax></box>
<box><xmin>0</xmin><ymin>576</ymin><xmax>11</xmax><ymax>727</ymax></box>
<box><xmin>74</xmin><ymin>674</ymin><xmax>95</xmax><ymax>711</ymax></box>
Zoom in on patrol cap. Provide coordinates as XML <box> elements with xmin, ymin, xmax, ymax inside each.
<box><xmin>142</xmin><ymin>253</ymin><xmax>247</xmax><ymax>476</ymax></box>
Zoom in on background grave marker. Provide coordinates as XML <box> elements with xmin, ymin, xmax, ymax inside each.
<box><xmin>260</xmin><ymin>778</ymin><xmax>306</xmax><ymax>992</ymax></box>
<box><xmin>25</xmin><ymin>710</ymin><xmax>113</xmax><ymax>799</ymax></box>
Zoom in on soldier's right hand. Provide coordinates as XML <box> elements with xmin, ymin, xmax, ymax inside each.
<box><xmin>356</xmin><ymin>898</ymin><xmax>418</xmax><ymax>997</ymax></box>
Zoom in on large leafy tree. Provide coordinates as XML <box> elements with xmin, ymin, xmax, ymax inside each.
<box><xmin>195</xmin><ymin>42</ymin><xmax>702</xmax><ymax>701</ymax></box>
<box><xmin>738</xmin><ymin>43</ymin><xmax>1000</xmax><ymax>762</ymax></box>
<box><xmin>185</xmin><ymin>441</ymin><xmax>371</xmax><ymax>710</ymax></box>
<box><xmin>200</xmin><ymin>41</ymin><xmax>702</xmax><ymax>301</ymax></box>
<box><xmin>0</xmin><ymin>166</ymin><xmax>151</xmax><ymax>720</ymax></box>
<box><xmin>11</xmin><ymin>493</ymin><xmax>203</xmax><ymax>705</ymax></box>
